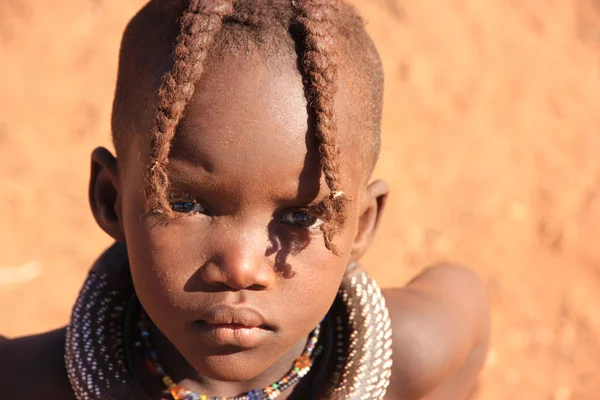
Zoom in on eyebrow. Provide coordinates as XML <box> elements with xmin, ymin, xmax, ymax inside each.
<box><xmin>164</xmin><ymin>158</ymin><xmax>216</xmax><ymax>191</ymax></box>
<box><xmin>167</xmin><ymin>142</ymin><xmax>215</xmax><ymax>174</ymax></box>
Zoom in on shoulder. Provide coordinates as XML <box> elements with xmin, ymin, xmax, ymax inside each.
<box><xmin>0</xmin><ymin>328</ymin><xmax>76</xmax><ymax>399</ymax></box>
<box><xmin>380</xmin><ymin>264</ymin><xmax>490</xmax><ymax>400</ymax></box>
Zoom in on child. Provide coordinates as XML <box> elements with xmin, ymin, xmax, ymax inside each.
<box><xmin>0</xmin><ymin>0</ymin><xmax>490</xmax><ymax>399</ymax></box>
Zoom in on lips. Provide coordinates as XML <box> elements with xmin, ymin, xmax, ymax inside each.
<box><xmin>193</xmin><ymin>305</ymin><xmax>274</xmax><ymax>347</ymax></box>
<box><xmin>198</xmin><ymin>304</ymin><xmax>271</xmax><ymax>328</ymax></box>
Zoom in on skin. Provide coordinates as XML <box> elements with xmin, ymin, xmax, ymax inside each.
<box><xmin>0</xmin><ymin>51</ymin><xmax>489</xmax><ymax>399</ymax></box>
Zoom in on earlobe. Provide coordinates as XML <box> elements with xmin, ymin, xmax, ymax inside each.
<box><xmin>349</xmin><ymin>179</ymin><xmax>389</xmax><ymax>262</ymax></box>
<box><xmin>89</xmin><ymin>147</ymin><xmax>125</xmax><ymax>242</ymax></box>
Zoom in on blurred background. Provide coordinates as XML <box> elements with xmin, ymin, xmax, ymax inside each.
<box><xmin>1</xmin><ymin>0</ymin><xmax>599</xmax><ymax>398</ymax></box>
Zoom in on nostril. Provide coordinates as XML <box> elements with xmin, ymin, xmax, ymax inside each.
<box><xmin>246</xmin><ymin>283</ymin><xmax>267</xmax><ymax>291</ymax></box>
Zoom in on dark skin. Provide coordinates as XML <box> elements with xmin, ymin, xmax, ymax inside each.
<box><xmin>0</xmin><ymin>51</ymin><xmax>489</xmax><ymax>399</ymax></box>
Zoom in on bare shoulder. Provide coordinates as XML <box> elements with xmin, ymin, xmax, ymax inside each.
<box><xmin>381</xmin><ymin>264</ymin><xmax>490</xmax><ymax>400</ymax></box>
<box><xmin>0</xmin><ymin>328</ymin><xmax>75</xmax><ymax>399</ymax></box>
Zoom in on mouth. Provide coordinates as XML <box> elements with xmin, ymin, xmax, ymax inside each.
<box><xmin>193</xmin><ymin>305</ymin><xmax>274</xmax><ymax>347</ymax></box>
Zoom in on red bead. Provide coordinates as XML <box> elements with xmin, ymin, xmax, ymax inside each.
<box><xmin>145</xmin><ymin>359</ymin><xmax>158</xmax><ymax>376</ymax></box>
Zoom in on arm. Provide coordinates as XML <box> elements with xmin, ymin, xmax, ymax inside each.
<box><xmin>384</xmin><ymin>264</ymin><xmax>490</xmax><ymax>400</ymax></box>
<box><xmin>0</xmin><ymin>328</ymin><xmax>76</xmax><ymax>399</ymax></box>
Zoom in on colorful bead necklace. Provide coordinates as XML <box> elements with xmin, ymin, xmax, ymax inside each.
<box><xmin>138</xmin><ymin>310</ymin><xmax>323</xmax><ymax>400</ymax></box>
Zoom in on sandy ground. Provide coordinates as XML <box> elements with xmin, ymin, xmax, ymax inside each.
<box><xmin>1</xmin><ymin>0</ymin><xmax>600</xmax><ymax>398</ymax></box>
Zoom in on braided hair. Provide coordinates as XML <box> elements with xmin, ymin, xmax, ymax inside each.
<box><xmin>292</xmin><ymin>0</ymin><xmax>350</xmax><ymax>253</ymax></box>
<box><xmin>145</xmin><ymin>0</ymin><xmax>235</xmax><ymax>214</ymax></box>
<box><xmin>115</xmin><ymin>0</ymin><xmax>381</xmax><ymax>254</ymax></box>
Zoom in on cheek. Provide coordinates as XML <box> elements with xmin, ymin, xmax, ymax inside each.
<box><xmin>287</xmin><ymin>219</ymin><xmax>360</xmax><ymax>315</ymax></box>
<box><xmin>275</xmin><ymin>241</ymin><xmax>349</xmax><ymax>332</ymax></box>
<box><xmin>124</xmin><ymin>212</ymin><xmax>212</xmax><ymax>310</ymax></box>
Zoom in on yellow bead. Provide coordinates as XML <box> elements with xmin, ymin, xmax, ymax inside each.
<box><xmin>162</xmin><ymin>376</ymin><xmax>175</xmax><ymax>387</ymax></box>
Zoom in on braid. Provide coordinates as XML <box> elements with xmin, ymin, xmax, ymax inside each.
<box><xmin>293</xmin><ymin>0</ymin><xmax>350</xmax><ymax>255</ymax></box>
<box><xmin>145</xmin><ymin>0</ymin><xmax>235</xmax><ymax>214</ymax></box>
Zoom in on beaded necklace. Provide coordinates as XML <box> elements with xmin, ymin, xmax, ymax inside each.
<box><xmin>138</xmin><ymin>310</ymin><xmax>322</xmax><ymax>400</ymax></box>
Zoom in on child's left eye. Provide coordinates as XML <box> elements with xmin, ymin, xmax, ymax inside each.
<box><xmin>280</xmin><ymin>210</ymin><xmax>323</xmax><ymax>229</ymax></box>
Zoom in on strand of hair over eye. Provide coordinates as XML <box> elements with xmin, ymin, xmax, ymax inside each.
<box><xmin>292</xmin><ymin>0</ymin><xmax>350</xmax><ymax>254</ymax></box>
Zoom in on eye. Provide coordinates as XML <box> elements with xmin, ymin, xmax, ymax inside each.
<box><xmin>168</xmin><ymin>195</ymin><xmax>210</xmax><ymax>215</ymax></box>
<box><xmin>280</xmin><ymin>210</ymin><xmax>323</xmax><ymax>230</ymax></box>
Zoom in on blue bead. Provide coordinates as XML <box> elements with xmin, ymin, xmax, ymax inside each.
<box><xmin>248</xmin><ymin>389</ymin><xmax>262</xmax><ymax>399</ymax></box>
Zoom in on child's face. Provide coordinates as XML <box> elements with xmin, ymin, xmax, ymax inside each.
<box><xmin>93</xmin><ymin>52</ymin><xmax>386</xmax><ymax>382</ymax></box>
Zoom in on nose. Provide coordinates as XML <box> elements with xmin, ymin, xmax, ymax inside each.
<box><xmin>200</xmin><ymin>230</ymin><xmax>275</xmax><ymax>291</ymax></box>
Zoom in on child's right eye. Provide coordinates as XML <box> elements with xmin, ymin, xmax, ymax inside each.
<box><xmin>168</xmin><ymin>195</ymin><xmax>210</xmax><ymax>215</ymax></box>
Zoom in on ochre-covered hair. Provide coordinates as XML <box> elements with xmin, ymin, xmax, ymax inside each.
<box><xmin>111</xmin><ymin>0</ymin><xmax>384</xmax><ymax>254</ymax></box>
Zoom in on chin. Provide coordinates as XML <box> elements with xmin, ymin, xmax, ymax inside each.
<box><xmin>190</xmin><ymin>352</ymin><xmax>272</xmax><ymax>382</ymax></box>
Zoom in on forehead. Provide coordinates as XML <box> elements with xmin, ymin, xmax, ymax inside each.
<box><xmin>173</xmin><ymin>52</ymin><xmax>308</xmax><ymax>171</ymax></box>
<box><xmin>163</xmin><ymin>51</ymin><xmax>363</xmax><ymax>194</ymax></box>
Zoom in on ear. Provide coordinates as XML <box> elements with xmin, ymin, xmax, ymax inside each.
<box><xmin>349</xmin><ymin>179</ymin><xmax>388</xmax><ymax>262</ymax></box>
<box><xmin>89</xmin><ymin>147</ymin><xmax>125</xmax><ymax>242</ymax></box>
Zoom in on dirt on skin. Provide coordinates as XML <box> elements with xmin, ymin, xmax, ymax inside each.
<box><xmin>1</xmin><ymin>0</ymin><xmax>600</xmax><ymax>398</ymax></box>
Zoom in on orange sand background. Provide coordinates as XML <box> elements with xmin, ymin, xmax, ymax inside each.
<box><xmin>1</xmin><ymin>0</ymin><xmax>599</xmax><ymax>398</ymax></box>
